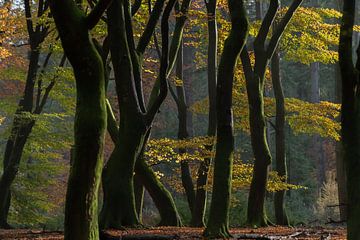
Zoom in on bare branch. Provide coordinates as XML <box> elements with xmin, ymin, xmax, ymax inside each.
<box><xmin>145</xmin><ymin>0</ymin><xmax>177</xmax><ymax>125</ymax></box>
<box><xmin>266</xmin><ymin>0</ymin><xmax>303</xmax><ymax>59</ymax></box>
<box><xmin>86</xmin><ymin>0</ymin><xmax>113</xmax><ymax>29</ymax></box>
<box><xmin>254</xmin><ymin>0</ymin><xmax>279</xmax><ymax>51</ymax></box>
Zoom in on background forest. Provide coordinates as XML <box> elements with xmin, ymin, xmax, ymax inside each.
<box><xmin>0</xmin><ymin>0</ymin><xmax>354</xmax><ymax>236</ymax></box>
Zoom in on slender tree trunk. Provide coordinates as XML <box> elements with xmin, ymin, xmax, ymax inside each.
<box><xmin>175</xmin><ymin>40</ymin><xmax>196</xmax><ymax>216</ymax></box>
<box><xmin>192</xmin><ymin>0</ymin><xmax>217</xmax><ymax>227</ymax></box>
<box><xmin>203</xmin><ymin>0</ymin><xmax>248</xmax><ymax>237</ymax></box>
<box><xmin>339</xmin><ymin>1</ymin><xmax>360</xmax><ymax>238</ymax></box>
<box><xmin>50</xmin><ymin>0</ymin><xmax>109</xmax><ymax>238</ymax></box>
<box><xmin>271</xmin><ymin>50</ymin><xmax>289</xmax><ymax>226</ymax></box>
<box><xmin>335</xmin><ymin>64</ymin><xmax>347</xmax><ymax>221</ymax></box>
<box><xmin>310</xmin><ymin>62</ymin><xmax>326</xmax><ymax>189</ymax></box>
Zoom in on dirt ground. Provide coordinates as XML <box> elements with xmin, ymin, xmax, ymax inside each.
<box><xmin>0</xmin><ymin>226</ymin><xmax>347</xmax><ymax>239</ymax></box>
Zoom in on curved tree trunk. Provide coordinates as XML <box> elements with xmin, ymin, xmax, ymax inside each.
<box><xmin>50</xmin><ymin>0</ymin><xmax>110</xmax><ymax>238</ymax></box>
<box><xmin>203</xmin><ymin>0</ymin><xmax>248</xmax><ymax>237</ymax></box>
<box><xmin>242</xmin><ymin>0</ymin><xmax>302</xmax><ymax>227</ymax></box>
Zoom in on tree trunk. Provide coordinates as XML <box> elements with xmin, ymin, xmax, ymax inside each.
<box><xmin>271</xmin><ymin>50</ymin><xmax>289</xmax><ymax>226</ymax></box>
<box><xmin>0</xmin><ymin>33</ymin><xmax>41</xmax><ymax>229</ymax></box>
<box><xmin>135</xmin><ymin>156</ymin><xmax>182</xmax><ymax>226</ymax></box>
<box><xmin>50</xmin><ymin>0</ymin><xmax>108</xmax><ymax>239</ymax></box>
<box><xmin>203</xmin><ymin>0</ymin><xmax>248</xmax><ymax>237</ymax></box>
<box><xmin>339</xmin><ymin>1</ymin><xmax>360</xmax><ymax>238</ymax></box>
<box><xmin>310</xmin><ymin>62</ymin><xmax>326</xmax><ymax>189</ymax></box>
<box><xmin>192</xmin><ymin>0</ymin><xmax>217</xmax><ymax>227</ymax></box>
<box><xmin>0</xmin><ymin>121</ymin><xmax>34</xmax><ymax>228</ymax></box>
<box><xmin>175</xmin><ymin>40</ymin><xmax>196</xmax><ymax>216</ymax></box>
<box><xmin>334</xmin><ymin>64</ymin><xmax>347</xmax><ymax>221</ymax></box>
<box><xmin>100</xmin><ymin>0</ymin><xmax>145</xmax><ymax>228</ymax></box>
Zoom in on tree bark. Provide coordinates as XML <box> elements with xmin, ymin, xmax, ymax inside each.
<box><xmin>334</xmin><ymin>64</ymin><xmax>347</xmax><ymax>221</ymax></box>
<box><xmin>203</xmin><ymin>0</ymin><xmax>248</xmax><ymax>237</ymax></box>
<box><xmin>339</xmin><ymin>1</ymin><xmax>360</xmax><ymax>239</ymax></box>
<box><xmin>50</xmin><ymin>0</ymin><xmax>110</xmax><ymax>238</ymax></box>
<box><xmin>191</xmin><ymin>0</ymin><xmax>217</xmax><ymax>227</ymax></box>
<box><xmin>271</xmin><ymin>49</ymin><xmax>289</xmax><ymax>226</ymax></box>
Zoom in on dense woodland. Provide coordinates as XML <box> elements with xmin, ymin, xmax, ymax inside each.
<box><xmin>0</xmin><ymin>0</ymin><xmax>359</xmax><ymax>239</ymax></box>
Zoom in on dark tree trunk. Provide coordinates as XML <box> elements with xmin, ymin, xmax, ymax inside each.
<box><xmin>339</xmin><ymin>1</ymin><xmax>360</xmax><ymax>239</ymax></box>
<box><xmin>241</xmin><ymin>0</ymin><xmax>303</xmax><ymax>227</ymax></box>
<box><xmin>135</xmin><ymin>155</ymin><xmax>182</xmax><ymax>226</ymax></box>
<box><xmin>334</xmin><ymin>64</ymin><xmax>347</xmax><ymax>221</ymax></box>
<box><xmin>271</xmin><ymin>50</ymin><xmax>289</xmax><ymax>226</ymax></box>
<box><xmin>175</xmin><ymin>40</ymin><xmax>196</xmax><ymax>216</ymax></box>
<box><xmin>192</xmin><ymin>0</ymin><xmax>217</xmax><ymax>227</ymax></box>
<box><xmin>134</xmin><ymin>175</ymin><xmax>145</xmax><ymax>223</ymax></box>
<box><xmin>203</xmin><ymin>0</ymin><xmax>248</xmax><ymax>237</ymax></box>
<box><xmin>101</xmin><ymin>0</ymin><xmax>181</xmax><ymax>229</ymax></box>
<box><xmin>0</xmin><ymin>2</ymin><xmax>49</xmax><ymax>226</ymax></box>
<box><xmin>50</xmin><ymin>0</ymin><xmax>110</xmax><ymax>238</ymax></box>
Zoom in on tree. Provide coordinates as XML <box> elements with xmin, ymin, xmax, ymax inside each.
<box><xmin>0</xmin><ymin>0</ymin><xmax>54</xmax><ymax>228</ymax></box>
<box><xmin>192</xmin><ymin>0</ymin><xmax>217</xmax><ymax>227</ymax></box>
<box><xmin>338</xmin><ymin>0</ymin><xmax>360</xmax><ymax>239</ymax></box>
<box><xmin>271</xmin><ymin>40</ymin><xmax>289</xmax><ymax>225</ymax></box>
<box><xmin>49</xmin><ymin>0</ymin><xmax>111</xmax><ymax>238</ymax></box>
<box><xmin>240</xmin><ymin>0</ymin><xmax>303</xmax><ymax>227</ymax></box>
<box><xmin>203</xmin><ymin>0</ymin><xmax>248</xmax><ymax>237</ymax></box>
<box><xmin>100</xmin><ymin>0</ymin><xmax>186</xmax><ymax>228</ymax></box>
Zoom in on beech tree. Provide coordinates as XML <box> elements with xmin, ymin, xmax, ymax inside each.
<box><xmin>192</xmin><ymin>0</ymin><xmax>217</xmax><ymax>227</ymax></box>
<box><xmin>240</xmin><ymin>0</ymin><xmax>303</xmax><ymax>227</ymax></box>
<box><xmin>203</xmin><ymin>0</ymin><xmax>248</xmax><ymax>237</ymax></box>
<box><xmin>99</xmin><ymin>0</ymin><xmax>191</xmax><ymax>228</ymax></box>
<box><xmin>49</xmin><ymin>0</ymin><xmax>112</xmax><ymax>238</ymax></box>
<box><xmin>338</xmin><ymin>0</ymin><xmax>360</xmax><ymax>239</ymax></box>
<box><xmin>0</xmin><ymin>0</ymin><xmax>56</xmax><ymax>228</ymax></box>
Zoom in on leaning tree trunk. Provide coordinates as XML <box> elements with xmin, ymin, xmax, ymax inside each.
<box><xmin>203</xmin><ymin>0</ymin><xmax>248</xmax><ymax>237</ymax></box>
<box><xmin>50</xmin><ymin>0</ymin><xmax>110</xmax><ymax>238</ymax></box>
<box><xmin>192</xmin><ymin>0</ymin><xmax>217</xmax><ymax>227</ymax></box>
<box><xmin>271</xmin><ymin>49</ymin><xmax>289</xmax><ymax>226</ymax></box>
<box><xmin>339</xmin><ymin>0</ymin><xmax>360</xmax><ymax>239</ymax></box>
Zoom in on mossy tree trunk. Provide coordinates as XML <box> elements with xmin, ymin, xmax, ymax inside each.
<box><xmin>240</xmin><ymin>0</ymin><xmax>302</xmax><ymax>227</ymax></box>
<box><xmin>192</xmin><ymin>0</ymin><xmax>217</xmax><ymax>227</ymax></box>
<box><xmin>203</xmin><ymin>0</ymin><xmax>248</xmax><ymax>238</ymax></box>
<box><xmin>100</xmin><ymin>0</ymin><xmax>181</xmax><ymax>229</ymax></box>
<box><xmin>49</xmin><ymin>0</ymin><xmax>111</xmax><ymax>239</ymax></box>
<box><xmin>271</xmin><ymin>49</ymin><xmax>289</xmax><ymax>226</ymax></box>
<box><xmin>339</xmin><ymin>1</ymin><xmax>360</xmax><ymax>239</ymax></box>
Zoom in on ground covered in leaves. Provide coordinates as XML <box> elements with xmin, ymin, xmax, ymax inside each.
<box><xmin>0</xmin><ymin>226</ymin><xmax>346</xmax><ymax>239</ymax></box>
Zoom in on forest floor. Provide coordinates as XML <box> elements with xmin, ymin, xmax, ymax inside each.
<box><xmin>0</xmin><ymin>226</ymin><xmax>346</xmax><ymax>239</ymax></box>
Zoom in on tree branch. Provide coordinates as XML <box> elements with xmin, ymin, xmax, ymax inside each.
<box><xmin>24</xmin><ymin>0</ymin><xmax>34</xmax><ymax>36</ymax></box>
<box><xmin>136</xmin><ymin>0</ymin><xmax>166</xmax><ymax>54</ymax></box>
<box><xmin>240</xmin><ymin>45</ymin><xmax>254</xmax><ymax>80</ymax></box>
<box><xmin>86</xmin><ymin>0</ymin><xmax>113</xmax><ymax>29</ymax></box>
<box><xmin>145</xmin><ymin>0</ymin><xmax>177</xmax><ymax>125</ymax></box>
<box><xmin>34</xmin><ymin>55</ymin><xmax>66</xmax><ymax>114</ymax></box>
<box><xmin>266</xmin><ymin>0</ymin><xmax>303</xmax><ymax>59</ymax></box>
<box><xmin>254</xmin><ymin>0</ymin><xmax>279</xmax><ymax>51</ymax></box>
<box><xmin>131</xmin><ymin>0</ymin><xmax>142</xmax><ymax>16</ymax></box>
